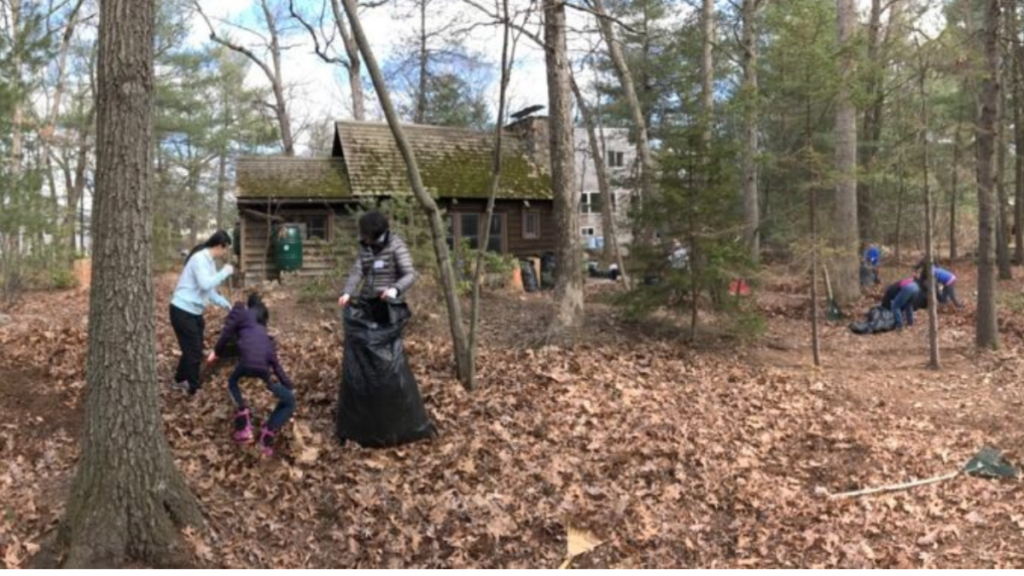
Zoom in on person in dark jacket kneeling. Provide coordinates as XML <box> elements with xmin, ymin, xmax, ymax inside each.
<box><xmin>208</xmin><ymin>293</ymin><xmax>295</xmax><ymax>457</ymax></box>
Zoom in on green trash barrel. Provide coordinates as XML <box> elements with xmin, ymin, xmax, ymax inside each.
<box><xmin>275</xmin><ymin>224</ymin><xmax>304</xmax><ymax>272</ymax></box>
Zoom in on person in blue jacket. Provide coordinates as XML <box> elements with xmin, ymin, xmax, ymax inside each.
<box><xmin>169</xmin><ymin>230</ymin><xmax>234</xmax><ymax>396</ymax></box>
<box><xmin>861</xmin><ymin>244</ymin><xmax>881</xmax><ymax>286</ymax></box>
<box><xmin>915</xmin><ymin>260</ymin><xmax>964</xmax><ymax>309</ymax></box>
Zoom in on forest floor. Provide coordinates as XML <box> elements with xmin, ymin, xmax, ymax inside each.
<box><xmin>2</xmin><ymin>260</ymin><xmax>1024</xmax><ymax>568</ymax></box>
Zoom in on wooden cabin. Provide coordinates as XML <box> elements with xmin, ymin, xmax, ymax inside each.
<box><xmin>235</xmin><ymin>119</ymin><xmax>557</xmax><ymax>285</ymax></box>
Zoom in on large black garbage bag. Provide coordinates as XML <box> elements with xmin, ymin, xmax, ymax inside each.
<box><xmin>336</xmin><ymin>299</ymin><xmax>436</xmax><ymax>448</ymax></box>
<box><xmin>521</xmin><ymin>260</ymin><xmax>539</xmax><ymax>292</ymax></box>
<box><xmin>848</xmin><ymin>306</ymin><xmax>897</xmax><ymax>335</ymax></box>
<box><xmin>540</xmin><ymin>251</ymin><xmax>557</xmax><ymax>289</ymax></box>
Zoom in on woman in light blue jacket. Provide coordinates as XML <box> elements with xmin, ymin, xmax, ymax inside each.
<box><xmin>170</xmin><ymin>230</ymin><xmax>234</xmax><ymax>395</ymax></box>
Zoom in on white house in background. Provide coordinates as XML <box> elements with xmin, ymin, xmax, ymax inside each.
<box><xmin>574</xmin><ymin>126</ymin><xmax>635</xmax><ymax>255</ymax></box>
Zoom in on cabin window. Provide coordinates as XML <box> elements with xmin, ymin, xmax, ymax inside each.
<box><xmin>581</xmin><ymin>227</ymin><xmax>596</xmax><ymax>237</ymax></box>
<box><xmin>447</xmin><ymin>212</ymin><xmax>506</xmax><ymax>253</ymax></box>
<box><xmin>523</xmin><ymin>210</ymin><xmax>541</xmax><ymax>239</ymax></box>
<box><xmin>286</xmin><ymin>214</ymin><xmax>329</xmax><ymax>241</ymax></box>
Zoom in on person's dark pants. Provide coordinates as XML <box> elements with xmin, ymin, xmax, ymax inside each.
<box><xmin>170</xmin><ymin>304</ymin><xmax>205</xmax><ymax>394</ymax></box>
<box><xmin>228</xmin><ymin>364</ymin><xmax>295</xmax><ymax>432</ymax></box>
<box><xmin>938</xmin><ymin>283</ymin><xmax>962</xmax><ymax>307</ymax></box>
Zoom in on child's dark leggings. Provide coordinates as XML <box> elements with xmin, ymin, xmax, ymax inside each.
<box><xmin>228</xmin><ymin>365</ymin><xmax>295</xmax><ymax>432</ymax></box>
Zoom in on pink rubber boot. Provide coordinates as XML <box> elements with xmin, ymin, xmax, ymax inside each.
<box><xmin>232</xmin><ymin>408</ymin><xmax>254</xmax><ymax>444</ymax></box>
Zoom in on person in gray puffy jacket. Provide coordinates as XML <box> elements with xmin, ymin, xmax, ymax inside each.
<box><xmin>338</xmin><ymin>211</ymin><xmax>416</xmax><ymax>307</ymax></box>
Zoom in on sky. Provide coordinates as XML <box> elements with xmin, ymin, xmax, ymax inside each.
<box><xmin>188</xmin><ymin>0</ymin><xmax>578</xmax><ymax>153</ymax></box>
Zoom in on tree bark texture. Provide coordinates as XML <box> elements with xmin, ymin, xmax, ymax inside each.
<box><xmin>339</xmin><ymin>0</ymin><xmax>472</xmax><ymax>383</ymax></box>
<box><xmin>49</xmin><ymin>0</ymin><xmax>203</xmax><ymax>567</ymax></box>
<box><xmin>976</xmin><ymin>0</ymin><xmax>1001</xmax><ymax>350</ymax></box>
<box><xmin>740</xmin><ymin>0</ymin><xmax>760</xmax><ymax>264</ymax></box>
<box><xmin>832</xmin><ymin>0</ymin><xmax>860</xmax><ymax>305</ymax></box>
<box><xmin>545</xmin><ymin>0</ymin><xmax>584</xmax><ymax>340</ymax></box>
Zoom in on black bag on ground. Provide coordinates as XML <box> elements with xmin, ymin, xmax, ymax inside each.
<box><xmin>848</xmin><ymin>306</ymin><xmax>897</xmax><ymax>335</ymax></box>
<box><xmin>336</xmin><ymin>299</ymin><xmax>436</xmax><ymax>448</ymax></box>
<box><xmin>521</xmin><ymin>260</ymin><xmax>539</xmax><ymax>292</ymax></box>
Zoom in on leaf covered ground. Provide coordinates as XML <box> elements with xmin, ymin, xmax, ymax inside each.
<box><xmin>1</xmin><ymin>263</ymin><xmax>1023</xmax><ymax>568</ymax></box>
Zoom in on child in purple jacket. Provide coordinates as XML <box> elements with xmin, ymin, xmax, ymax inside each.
<box><xmin>208</xmin><ymin>294</ymin><xmax>295</xmax><ymax>456</ymax></box>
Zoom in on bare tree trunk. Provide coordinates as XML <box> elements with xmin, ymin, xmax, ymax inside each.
<box><xmin>40</xmin><ymin>0</ymin><xmax>203</xmax><ymax>567</ymax></box>
<box><xmin>996</xmin><ymin>31</ymin><xmax>1012</xmax><ymax>279</ymax></box>
<box><xmin>590</xmin><ymin>0</ymin><xmax>655</xmax><ymax>221</ymax></box>
<box><xmin>832</xmin><ymin>0</ymin><xmax>860</xmax><ymax>305</ymax></box>
<box><xmin>1013</xmin><ymin>0</ymin><xmax>1024</xmax><ymax>263</ymax></box>
<box><xmin>806</xmin><ymin>75</ymin><xmax>821</xmax><ymax>367</ymax></box>
<box><xmin>330</xmin><ymin>0</ymin><xmax>366</xmax><ymax>120</ymax></box>
<box><xmin>416</xmin><ymin>0</ymin><xmax>428</xmax><ymax>124</ymax></box>
<box><xmin>216</xmin><ymin>153</ymin><xmax>226</xmax><ymax>229</ymax></box>
<box><xmin>917</xmin><ymin>51</ymin><xmax>940</xmax><ymax>370</ymax></box>
<box><xmin>976</xmin><ymin>0</ymin><xmax>1001</xmax><ymax>350</ymax></box>
<box><xmin>700</xmin><ymin>0</ymin><xmax>714</xmax><ymax>141</ymax></box>
<box><xmin>950</xmin><ymin>122</ymin><xmax>961</xmax><ymax>260</ymax></box>
<box><xmin>896</xmin><ymin>151</ymin><xmax>904</xmax><ymax>264</ymax></box>
<box><xmin>339</xmin><ymin>0</ymin><xmax>472</xmax><ymax>383</ymax></box>
<box><xmin>196</xmin><ymin>0</ymin><xmax>295</xmax><ymax>155</ymax></box>
<box><xmin>467</xmin><ymin>0</ymin><xmax>512</xmax><ymax>391</ymax></box>
<box><xmin>740</xmin><ymin>0</ymin><xmax>760</xmax><ymax>264</ymax></box>
<box><xmin>571</xmin><ymin>76</ymin><xmax>626</xmax><ymax>281</ymax></box>
<box><xmin>858</xmin><ymin>0</ymin><xmax>883</xmax><ymax>244</ymax></box>
<box><xmin>545</xmin><ymin>0</ymin><xmax>584</xmax><ymax>340</ymax></box>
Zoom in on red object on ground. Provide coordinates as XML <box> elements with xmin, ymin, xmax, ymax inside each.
<box><xmin>729</xmin><ymin>278</ymin><xmax>751</xmax><ymax>296</ymax></box>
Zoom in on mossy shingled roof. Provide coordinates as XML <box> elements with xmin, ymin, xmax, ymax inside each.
<box><xmin>236</xmin><ymin>157</ymin><xmax>352</xmax><ymax>199</ymax></box>
<box><xmin>333</xmin><ymin>121</ymin><xmax>552</xmax><ymax>200</ymax></box>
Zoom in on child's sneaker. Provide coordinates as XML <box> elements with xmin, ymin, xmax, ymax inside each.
<box><xmin>232</xmin><ymin>408</ymin><xmax>254</xmax><ymax>444</ymax></box>
<box><xmin>258</xmin><ymin>427</ymin><xmax>276</xmax><ymax>457</ymax></box>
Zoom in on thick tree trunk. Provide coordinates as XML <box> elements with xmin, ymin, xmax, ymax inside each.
<box><xmin>42</xmin><ymin>0</ymin><xmax>203</xmax><ymax>567</ymax></box>
<box><xmin>545</xmin><ymin>0</ymin><xmax>584</xmax><ymax>340</ymax></box>
<box><xmin>976</xmin><ymin>0</ymin><xmax>1001</xmax><ymax>350</ymax></box>
<box><xmin>571</xmin><ymin>75</ymin><xmax>626</xmax><ymax>280</ymax></box>
<box><xmin>339</xmin><ymin>0</ymin><xmax>472</xmax><ymax>384</ymax></box>
<box><xmin>832</xmin><ymin>0</ymin><xmax>860</xmax><ymax>304</ymax></box>
<box><xmin>740</xmin><ymin>0</ymin><xmax>760</xmax><ymax>264</ymax></box>
<box><xmin>591</xmin><ymin>0</ymin><xmax>655</xmax><ymax>223</ymax></box>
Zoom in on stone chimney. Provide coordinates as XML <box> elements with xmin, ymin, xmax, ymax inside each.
<box><xmin>505</xmin><ymin>115</ymin><xmax>550</xmax><ymax>170</ymax></box>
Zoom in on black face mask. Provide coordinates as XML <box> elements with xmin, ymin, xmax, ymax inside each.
<box><xmin>360</xmin><ymin>231</ymin><xmax>389</xmax><ymax>251</ymax></box>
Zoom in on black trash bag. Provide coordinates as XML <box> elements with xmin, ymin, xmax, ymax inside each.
<box><xmin>540</xmin><ymin>251</ymin><xmax>557</xmax><ymax>289</ymax></box>
<box><xmin>336</xmin><ymin>299</ymin><xmax>436</xmax><ymax>448</ymax></box>
<box><xmin>521</xmin><ymin>260</ymin><xmax>540</xmax><ymax>292</ymax></box>
<box><xmin>848</xmin><ymin>306</ymin><xmax>897</xmax><ymax>335</ymax></box>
